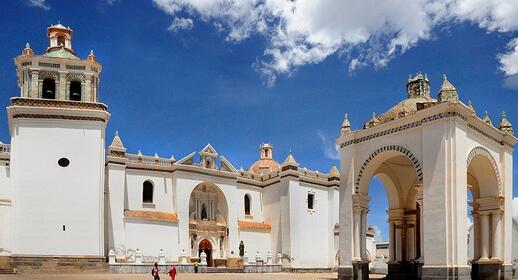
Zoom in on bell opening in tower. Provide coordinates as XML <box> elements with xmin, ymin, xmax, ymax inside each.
<box><xmin>42</xmin><ymin>78</ymin><xmax>56</xmax><ymax>99</ymax></box>
<box><xmin>69</xmin><ymin>81</ymin><xmax>81</xmax><ymax>101</ymax></box>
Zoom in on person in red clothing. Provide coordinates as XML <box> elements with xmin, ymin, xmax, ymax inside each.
<box><xmin>167</xmin><ymin>265</ymin><xmax>177</xmax><ymax>280</ymax></box>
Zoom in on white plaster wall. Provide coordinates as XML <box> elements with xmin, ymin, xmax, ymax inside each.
<box><xmin>10</xmin><ymin>119</ymin><xmax>105</xmax><ymax>256</ymax></box>
<box><xmin>124</xmin><ymin>220</ymin><xmax>179</xmax><ymax>259</ymax></box>
<box><xmin>0</xmin><ymin>162</ymin><xmax>11</xmax><ymax>255</ymax></box>
<box><xmin>262</xmin><ymin>181</ymin><xmax>287</xmax><ymax>261</ymax></box>
<box><xmin>125</xmin><ymin>170</ymin><xmax>174</xmax><ymax>212</ymax></box>
<box><xmin>289</xmin><ymin>180</ymin><xmax>332</xmax><ymax>268</ymax></box>
<box><xmin>105</xmin><ymin>164</ymin><xmax>127</xmax><ymax>254</ymax></box>
<box><xmin>238</xmin><ymin>230</ymin><xmax>271</xmax><ymax>260</ymax></box>
<box><xmin>236</xmin><ymin>184</ymin><xmax>264</xmax><ymax>221</ymax></box>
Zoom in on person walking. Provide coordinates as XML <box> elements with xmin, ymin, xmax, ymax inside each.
<box><xmin>168</xmin><ymin>265</ymin><xmax>177</xmax><ymax>280</ymax></box>
<box><xmin>152</xmin><ymin>263</ymin><xmax>160</xmax><ymax>280</ymax></box>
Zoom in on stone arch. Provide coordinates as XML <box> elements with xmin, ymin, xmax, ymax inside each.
<box><xmin>38</xmin><ymin>70</ymin><xmax>59</xmax><ymax>81</ymax></box>
<box><xmin>66</xmin><ymin>73</ymin><xmax>85</xmax><ymax>82</ymax></box>
<box><xmin>466</xmin><ymin>146</ymin><xmax>502</xmax><ymax>196</ymax></box>
<box><xmin>355</xmin><ymin>145</ymin><xmax>423</xmax><ymax>193</ymax></box>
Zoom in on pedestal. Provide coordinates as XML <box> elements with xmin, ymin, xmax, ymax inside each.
<box><xmin>337</xmin><ymin>265</ymin><xmax>353</xmax><ymax>280</ymax></box>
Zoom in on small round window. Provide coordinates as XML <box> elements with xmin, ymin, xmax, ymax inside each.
<box><xmin>58</xmin><ymin>158</ymin><xmax>70</xmax><ymax>167</ymax></box>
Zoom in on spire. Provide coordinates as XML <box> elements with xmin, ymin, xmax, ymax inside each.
<box><xmin>281</xmin><ymin>152</ymin><xmax>299</xmax><ymax>171</ymax></box>
<box><xmin>467</xmin><ymin>100</ymin><xmax>475</xmax><ymax>113</ymax></box>
<box><xmin>341</xmin><ymin>113</ymin><xmax>351</xmax><ymax>136</ymax></box>
<box><xmin>498</xmin><ymin>111</ymin><xmax>514</xmax><ymax>135</ymax></box>
<box><xmin>437</xmin><ymin>74</ymin><xmax>458</xmax><ymax>103</ymax></box>
<box><xmin>328</xmin><ymin>165</ymin><xmax>340</xmax><ymax>180</ymax></box>
<box><xmin>87</xmin><ymin>50</ymin><xmax>96</xmax><ymax>62</ymax></box>
<box><xmin>482</xmin><ymin>111</ymin><xmax>493</xmax><ymax>126</ymax></box>
<box><xmin>109</xmin><ymin>131</ymin><xmax>125</xmax><ymax>149</ymax></box>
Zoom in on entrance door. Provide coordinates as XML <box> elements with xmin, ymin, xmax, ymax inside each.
<box><xmin>199</xmin><ymin>239</ymin><xmax>213</xmax><ymax>267</ymax></box>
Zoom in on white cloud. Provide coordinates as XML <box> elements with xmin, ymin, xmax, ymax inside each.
<box><xmin>152</xmin><ymin>0</ymin><xmax>518</xmax><ymax>85</ymax></box>
<box><xmin>168</xmin><ymin>17</ymin><xmax>194</xmax><ymax>32</ymax></box>
<box><xmin>27</xmin><ymin>0</ymin><xmax>50</xmax><ymax>10</ymax></box>
<box><xmin>499</xmin><ymin>38</ymin><xmax>518</xmax><ymax>77</ymax></box>
<box><xmin>317</xmin><ymin>131</ymin><xmax>339</xmax><ymax>160</ymax></box>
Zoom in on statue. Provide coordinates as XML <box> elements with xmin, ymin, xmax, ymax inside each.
<box><xmin>239</xmin><ymin>241</ymin><xmax>245</xmax><ymax>257</ymax></box>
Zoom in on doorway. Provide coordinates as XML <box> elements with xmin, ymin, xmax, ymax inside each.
<box><xmin>199</xmin><ymin>239</ymin><xmax>213</xmax><ymax>267</ymax></box>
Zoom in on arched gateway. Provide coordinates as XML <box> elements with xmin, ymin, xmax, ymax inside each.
<box><xmin>336</xmin><ymin>74</ymin><xmax>516</xmax><ymax>280</ymax></box>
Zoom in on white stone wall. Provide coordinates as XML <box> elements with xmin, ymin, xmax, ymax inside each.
<box><xmin>10</xmin><ymin>119</ymin><xmax>105</xmax><ymax>256</ymax></box>
<box><xmin>124</xmin><ymin>219</ymin><xmax>179</xmax><ymax>259</ymax></box>
<box><xmin>238</xmin><ymin>230</ymin><xmax>271</xmax><ymax>261</ymax></box>
<box><xmin>0</xmin><ymin>162</ymin><xmax>11</xmax><ymax>255</ymax></box>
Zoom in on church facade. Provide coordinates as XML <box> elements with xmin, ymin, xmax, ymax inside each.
<box><xmin>0</xmin><ymin>24</ymin><xmax>342</xmax><ymax>270</ymax></box>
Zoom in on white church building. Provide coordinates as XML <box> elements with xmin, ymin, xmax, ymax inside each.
<box><xmin>0</xmin><ymin>23</ymin><xmax>346</xmax><ymax>272</ymax></box>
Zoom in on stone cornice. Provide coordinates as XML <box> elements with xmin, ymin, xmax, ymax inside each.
<box><xmin>337</xmin><ymin>102</ymin><xmax>517</xmax><ymax>149</ymax></box>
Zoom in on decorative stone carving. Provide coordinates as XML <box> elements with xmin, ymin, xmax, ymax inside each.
<box><xmin>200</xmin><ymin>251</ymin><xmax>207</xmax><ymax>265</ymax></box>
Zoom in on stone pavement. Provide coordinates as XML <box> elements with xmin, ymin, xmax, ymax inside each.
<box><xmin>0</xmin><ymin>272</ymin><xmax>386</xmax><ymax>280</ymax></box>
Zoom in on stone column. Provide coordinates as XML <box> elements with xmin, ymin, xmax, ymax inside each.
<box><xmin>361</xmin><ymin>209</ymin><xmax>368</xmax><ymax>261</ymax></box>
<box><xmin>407</xmin><ymin>221</ymin><xmax>416</xmax><ymax>260</ymax></box>
<box><xmin>30</xmin><ymin>69</ymin><xmax>39</xmax><ymax>98</ymax></box>
<box><xmin>59</xmin><ymin>71</ymin><xmax>67</xmax><ymax>100</ymax></box>
<box><xmin>353</xmin><ymin>208</ymin><xmax>361</xmax><ymax>261</ymax></box>
<box><xmin>389</xmin><ymin>221</ymin><xmax>395</xmax><ymax>262</ymax></box>
<box><xmin>415</xmin><ymin>185</ymin><xmax>424</xmax><ymax>262</ymax></box>
<box><xmin>472</xmin><ymin>211</ymin><xmax>480</xmax><ymax>260</ymax></box>
<box><xmin>395</xmin><ymin>221</ymin><xmax>403</xmax><ymax>262</ymax></box>
<box><xmin>479</xmin><ymin>212</ymin><xmax>489</xmax><ymax>261</ymax></box>
<box><xmin>491</xmin><ymin>211</ymin><xmax>501</xmax><ymax>260</ymax></box>
<box><xmin>84</xmin><ymin>74</ymin><xmax>92</xmax><ymax>102</ymax></box>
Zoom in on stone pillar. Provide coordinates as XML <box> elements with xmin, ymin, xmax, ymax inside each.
<box><xmin>472</xmin><ymin>211</ymin><xmax>480</xmax><ymax>260</ymax></box>
<box><xmin>388</xmin><ymin>221</ymin><xmax>395</xmax><ymax>262</ymax></box>
<box><xmin>395</xmin><ymin>221</ymin><xmax>403</xmax><ymax>262</ymax></box>
<box><xmin>479</xmin><ymin>212</ymin><xmax>489</xmax><ymax>261</ymax></box>
<box><xmin>353</xmin><ymin>208</ymin><xmax>361</xmax><ymax>261</ymax></box>
<box><xmin>30</xmin><ymin>69</ymin><xmax>39</xmax><ymax>98</ymax></box>
<box><xmin>276</xmin><ymin>252</ymin><xmax>282</xmax><ymax>265</ymax></box>
<box><xmin>84</xmin><ymin>74</ymin><xmax>92</xmax><ymax>102</ymax></box>
<box><xmin>407</xmin><ymin>221</ymin><xmax>416</xmax><ymax>260</ymax></box>
<box><xmin>58</xmin><ymin>71</ymin><xmax>67</xmax><ymax>100</ymax></box>
<box><xmin>491</xmin><ymin>211</ymin><xmax>501</xmax><ymax>260</ymax></box>
<box><xmin>159</xmin><ymin>249</ymin><xmax>166</xmax><ymax>265</ymax></box>
<box><xmin>360</xmin><ymin>209</ymin><xmax>368</xmax><ymax>261</ymax></box>
<box><xmin>181</xmin><ymin>249</ymin><xmax>187</xmax><ymax>264</ymax></box>
<box><xmin>415</xmin><ymin>184</ymin><xmax>424</xmax><ymax>262</ymax></box>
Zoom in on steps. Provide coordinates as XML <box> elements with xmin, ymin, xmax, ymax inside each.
<box><xmin>204</xmin><ymin>267</ymin><xmax>244</xmax><ymax>273</ymax></box>
<box><xmin>0</xmin><ymin>268</ymin><xmax>16</xmax><ymax>274</ymax></box>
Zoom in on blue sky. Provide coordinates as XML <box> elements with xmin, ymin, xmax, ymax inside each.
<box><xmin>1</xmin><ymin>0</ymin><xmax>518</xmax><ymax>240</ymax></box>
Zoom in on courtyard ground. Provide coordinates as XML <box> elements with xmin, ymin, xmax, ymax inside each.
<box><xmin>0</xmin><ymin>272</ymin><xmax>386</xmax><ymax>280</ymax></box>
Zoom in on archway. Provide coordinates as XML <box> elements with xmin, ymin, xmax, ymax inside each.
<box><xmin>354</xmin><ymin>146</ymin><xmax>422</xmax><ymax>279</ymax></box>
<box><xmin>188</xmin><ymin>183</ymin><xmax>228</xmax><ymax>262</ymax></box>
<box><xmin>466</xmin><ymin>147</ymin><xmax>503</xmax><ymax>278</ymax></box>
<box><xmin>199</xmin><ymin>239</ymin><xmax>213</xmax><ymax>267</ymax></box>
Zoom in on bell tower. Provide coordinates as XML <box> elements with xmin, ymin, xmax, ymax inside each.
<box><xmin>6</xmin><ymin>24</ymin><xmax>109</xmax><ymax>257</ymax></box>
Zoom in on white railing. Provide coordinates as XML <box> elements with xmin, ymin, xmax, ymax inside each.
<box><xmin>126</xmin><ymin>153</ymin><xmax>173</xmax><ymax>166</ymax></box>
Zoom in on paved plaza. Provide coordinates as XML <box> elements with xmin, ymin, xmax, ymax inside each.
<box><xmin>0</xmin><ymin>273</ymin><xmax>386</xmax><ymax>280</ymax></box>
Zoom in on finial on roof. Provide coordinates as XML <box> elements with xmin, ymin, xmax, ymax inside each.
<box><xmin>170</xmin><ymin>154</ymin><xmax>176</xmax><ymax>161</ymax></box>
<box><xmin>499</xmin><ymin>111</ymin><xmax>514</xmax><ymax>135</ymax></box>
<box><xmin>137</xmin><ymin>150</ymin><xmax>143</xmax><ymax>156</ymax></box>
<box><xmin>482</xmin><ymin>111</ymin><xmax>493</xmax><ymax>126</ymax></box>
<box><xmin>109</xmin><ymin>131</ymin><xmax>125</xmax><ymax>149</ymax></box>
<box><xmin>328</xmin><ymin>165</ymin><xmax>340</xmax><ymax>178</ymax></box>
<box><xmin>341</xmin><ymin>113</ymin><xmax>351</xmax><ymax>136</ymax></box>
<box><xmin>467</xmin><ymin>100</ymin><xmax>475</xmax><ymax>113</ymax></box>
<box><xmin>363</xmin><ymin>112</ymin><xmax>380</xmax><ymax>129</ymax></box>
<box><xmin>87</xmin><ymin>49</ymin><xmax>97</xmax><ymax>62</ymax></box>
<box><xmin>282</xmin><ymin>153</ymin><xmax>299</xmax><ymax>166</ymax></box>
<box><xmin>22</xmin><ymin>42</ymin><xmax>34</xmax><ymax>56</ymax></box>
<box><xmin>154</xmin><ymin>153</ymin><xmax>159</xmax><ymax>158</ymax></box>
<box><xmin>438</xmin><ymin>74</ymin><xmax>458</xmax><ymax>102</ymax></box>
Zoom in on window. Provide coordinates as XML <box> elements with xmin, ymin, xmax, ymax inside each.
<box><xmin>42</xmin><ymin>78</ymin><xmax>56</xmax><ymax>99</ymax></box>
<box><xmin>307</xmin><ymin>193</ymin><xmax>315</xmax><ymax>210</ymax></box>
<box><xmin>57</xmin><ymin>35</ymin><xmax>65</xmax><ymax>47</ymax></box>
<box><xmin>142</xmin><ymin>181</ymin><xmax>154</xmax><ymax>204</ymax></box>
<box><xmin>69</xmin><ymin>81</ymin><xmax>81</xmax><ymax>101</ymax></box>
<box><xmin>58</xmin><ymin>158</ymin><xmax>70</xmax><ymax>167</ymax></box>
<box><xmin>244</xmin><ymin>194</ymin><xmax>251</xmax><ymax>215</ymax></box>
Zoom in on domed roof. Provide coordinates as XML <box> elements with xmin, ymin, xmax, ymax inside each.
<box><xmin>379</xmin><ymin>96</ymin><xmax>435</xmax><ymax>122</ymax></box>
<box><xmin>43</xmin><ymin>48</ymin><xmax>78</xmax><ymax>59</ymax></box>
<box><xmin>250</xmin><ymin>158</ymin><xmax>280</xmax><ymax>174</ymax></box>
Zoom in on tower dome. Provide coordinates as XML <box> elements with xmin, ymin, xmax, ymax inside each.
<box><xmin>249</xmin><ymin>143</ymin><xmax>280</xmax><ymax>174</ymax></box>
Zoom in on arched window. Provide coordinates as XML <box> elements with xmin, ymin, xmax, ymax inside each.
<box><xmin>42</xmin><ymin>78</ymin><xmax>56</xmax><ymax>99</ymax></box>
<box><xmin>57</xmin><ymin>35</ymin><xmax>65</xmax><ymax>47</ymax></box>
<box><xmin>244</xmin><ymin>194</ymin><xmax>251</xmax><ymax>215</ymax></box>
<box><xmin>69</xmin><ymin>81</ymin><xmax>82</xmax><ymax>101</ymax></box>
<box><xmin>142</xmin><ymin>181</ymin><xmax>154</xmax><ymax>204</ymax></box>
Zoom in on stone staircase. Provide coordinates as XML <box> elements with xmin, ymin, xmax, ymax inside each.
<box><xmin>0</xmin><ymin>256</ymin><xmax>16</xmax><ymax>274</ymax></box>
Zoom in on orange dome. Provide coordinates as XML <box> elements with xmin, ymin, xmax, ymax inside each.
<box><xmin>250</xmin><ymin>158</ymin><xmax>280</xmax><ymax>174</ymax></box>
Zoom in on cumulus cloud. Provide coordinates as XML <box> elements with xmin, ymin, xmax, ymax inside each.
<box><xmin>317</xmin><ymin>131</ymin><xmax>340</xmax><ymax>160</ymax></box>
<box><xmin>152</xmin><ymin>0</ymin><xmax>518</xmax><ymax>86</ymax></box>
<box><xmin>27</xmin><ymin>0</ymin><xmax>50</xmax><ymax>10</ymax></box>
<box><xmin>168</xmin><ymin>17</ymin><xmax>194</xmax><ymax>32</ymax></box>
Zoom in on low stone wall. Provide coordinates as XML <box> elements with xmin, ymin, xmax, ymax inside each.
<box><xmin>109</xmin><ymin>264</ymin><xmax>206</xmax><ymax>274</ymax></box>
<box><xmin>11</xmin><ymin>255</ymin><xmax>107</xmax><ymax>273</ymax></box>
<box><xmin>243</xmin><ymin>264</ymin><xmax>282</xmax><ymax>273</ymax></box>
<box><xmin>282</xmin><ymin>267</ymin><xmax>335</xmax><ymax>273</ymax></box>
